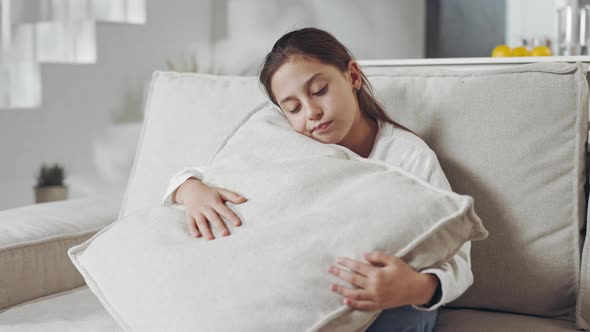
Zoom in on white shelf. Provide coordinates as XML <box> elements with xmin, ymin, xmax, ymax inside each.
<box><xmin>358</xmin><ymin>56</ymin><xmax>590</xmax><ymax>67</ymax></box>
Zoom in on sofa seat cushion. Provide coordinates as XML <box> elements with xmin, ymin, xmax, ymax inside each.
<box><xmin>0</xmin><ymin>286</ymin><xmax>121</xmax><ymax>332</ymax></box>
<box><xmin>436</xmin><ymin>308</ymin><xmax>578</xmax><ymax>332</ymax></box>
<box><xmin>0</xmin><ymin>286</ymin><xmax>576</xmax><ymax>332</ymax></box>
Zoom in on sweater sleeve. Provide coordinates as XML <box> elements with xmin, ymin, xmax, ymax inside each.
<box><xmin>161</xmin><ymin>166</ymin><xmax>206</xmax><ymax>206</ymax></box>
<box><xmin>406</xmin><ymin>150</ymin><xmax>474</xmax><ymax>312</ymax></box>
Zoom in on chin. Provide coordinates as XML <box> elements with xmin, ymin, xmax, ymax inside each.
<box><xmin>314</xmin><ymin>135</ymin><xmax>340</xmax><ymax>145</ymax></box>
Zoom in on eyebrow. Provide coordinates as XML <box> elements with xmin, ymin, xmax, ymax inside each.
<box><xmin>278</xmin><ymin>72</ymin><xmax>325</xmax><ymax>105</ymax></box>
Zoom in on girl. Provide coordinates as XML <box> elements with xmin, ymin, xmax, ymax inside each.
<box><xmin>162</xmin><ymin>27</ymin><xmax>473</xmax><ymax>332</ymax></box>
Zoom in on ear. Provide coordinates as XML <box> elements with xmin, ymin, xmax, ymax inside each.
<box><xmin>346</xmin><ymin>60</ymin><xmax>362</xmax><ymax>92</ymax></box>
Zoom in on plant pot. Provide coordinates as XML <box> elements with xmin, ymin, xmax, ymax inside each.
<box><xmin>34</xmin><ymin>185</ymin><xmax>68</xmax><ymax>203</ymax></box>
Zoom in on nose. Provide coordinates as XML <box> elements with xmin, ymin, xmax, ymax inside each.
<box><xmin>304</xmin><ymin>100</ymin><xmax>323</xmax><ymax>120</ymax></box>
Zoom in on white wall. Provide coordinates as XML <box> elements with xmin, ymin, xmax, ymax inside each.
<box><xmin>207</xmin><ymin>0</ymin><xmax>425</xmax><ymax>75</ymax></box>
<box><xmin>0</xmin><ymin>0</ymin><xmax>211</xmax><ymax>209</ymax></box>
<box><xmin>0</xmin><ymin>0</ymin><xmax>424</xmax><ymax>210</ymax></box>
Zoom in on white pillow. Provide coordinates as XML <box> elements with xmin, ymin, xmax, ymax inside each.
<box><xmin>69</xmin><ymin>105</ymin><xmax>488</xmax><ymax>331</ymax></box>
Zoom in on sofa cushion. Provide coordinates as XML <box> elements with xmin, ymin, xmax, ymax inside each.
<box><xmin>0</xmin><ymin>194</ymin><xmax>121</xmax><ymax>311</ymax></box>
<box><xmin>68</xmin><ymin>106</ymin><xmax>488</xmax><ymax>332</ymax></box>
<box><xmin>118</xmin><ymin>72</ymin><xmax>266</xmax><ymax>219</ymax></box>
<box><xmin>0</xmin><ymin>286</ymin><xmax>121</xmax><ymax>332</ymax></box>
<box><xmin>363</xmin><ymin>62</ymin><xmax>588</xmax><ymax>320</ymax></box>
<box><xmin>436</xmin><ymin>308</ymin><xmax>578</xmax><ymax>332</ymax></box>
<box><xmin>577</xmin><ymin>181</ymin><xmax>590</xmax><ymax>329</ymax></box>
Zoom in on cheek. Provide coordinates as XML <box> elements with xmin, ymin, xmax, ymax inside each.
<box><xmin>324</xmin><ymin>90</ymin><xmax>353</xmax><ymax>115</ymax></box>
<box><xmin>324</xmin><ymin>95</ymin><xmax>347</xmax><ymax>111</ymax></box>
<box><xmin>287</xmin><ymin>116</ymin><xmax>307</xmax><ymax>134</ymax></box>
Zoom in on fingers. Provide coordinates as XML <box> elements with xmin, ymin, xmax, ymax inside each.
<box><xmin>363</xmin><ymin>251</ymin><xmax>393</xmax><ymax>266</ymax></box>
<box><xmin>335</xmin><ymin>257</ymin><xmax>373</xmax><ymax>278</ymax></box>
<box><xmin>201</xmin><ymin>208</ymin><xmax>230</xmax><ymax>238</ymax></box>
<box><xmin>218</xmin><ymin>189</ymin><xmax>247</xmax><ymax>204</ymax></box>
<box><xmin>330</xmin><ymin>284</ymin><xmax>373</xmax><ymax>302</ymax></box>
<box><xmin>342</xmin><ymin>298</ymin><xmax>379</xmax><ymax>311</ymax></box>
<box><xmin>183</xmin><ymin>186</ymin><xmax>246</xmax><ymax>240</ymax></box>
<box><xmin>214</xmin><ymin>202</ymin><xmax>242</xmax><ymax>226</ymax></box>
<box><xmin>328</xmin><ymin>264</ymin><xmax>369</xmax><ymax>289</ymax></box>
<box><xmin>194</xmin><ymin>213</ymin><xmax>214</xmax><ymax>240</ymax></box>
<box><xmin>185</xmin><ymin>213</ymin><xmax>201</xmax><ymax>238</ymax></box>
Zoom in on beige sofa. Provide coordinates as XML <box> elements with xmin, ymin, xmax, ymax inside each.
<box><xmin>0</xmin><ymin>60</ymin><xmax>589</xmax><ymax>331</ymax></box>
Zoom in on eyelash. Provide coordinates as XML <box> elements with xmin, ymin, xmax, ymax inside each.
<box><xmin>289</xmin><ymin>85</ymin><xmax>328</xmax><ymax>114</ymax></box>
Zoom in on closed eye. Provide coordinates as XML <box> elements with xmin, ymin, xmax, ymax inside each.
<box><xmin>313</xmin><ymin>85</ymin><xmax>328</xmax><ymax>96</ymax></box>
<box><xmin>288</xmin><ymin>85</ymin><xmax>327</xmax><ymax>114</ymax></box>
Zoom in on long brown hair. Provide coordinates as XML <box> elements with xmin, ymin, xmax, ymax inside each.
<box><xmin>258</xmin><ymin>27</ymin><xmax>412</xmax><ymax>133</ymax></box>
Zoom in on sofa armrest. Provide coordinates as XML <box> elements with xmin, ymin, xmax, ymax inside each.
<box><xmin>0</xmin><ymin>193</ymin><xmax>122</xmax><ymax>311</ymax></box>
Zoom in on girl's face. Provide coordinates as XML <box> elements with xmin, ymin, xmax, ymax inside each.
<box><xmin>270</xmin><ymin>56</ymin><xmax>363</xmax><ymax>145</ymax></box>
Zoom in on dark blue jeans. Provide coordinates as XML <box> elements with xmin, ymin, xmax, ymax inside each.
<box><xmin>365</xmin><ymin>305</ymin><xmax>438</xmax><ymax>332</ymax></box>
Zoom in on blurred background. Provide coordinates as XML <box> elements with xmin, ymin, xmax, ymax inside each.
<box><xmin>0</xmin><ymin>0</ymin><xmax>585</xmax><ymax>209</ymax></box>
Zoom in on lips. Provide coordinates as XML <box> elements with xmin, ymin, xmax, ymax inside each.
<box><xmin>312</xmin><ymin>121</ymin><xmax>332</xmax><ymax>133</ymax></box>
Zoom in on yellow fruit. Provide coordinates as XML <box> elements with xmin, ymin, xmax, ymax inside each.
<box><xmin>491</xmin><ymin>45</ymin><xmax>513</xmax><ymax>57</ymax></box>
<box><xmin>512</xmin><ymin>46</ymin><xmax>531</xmax><ymax>57</ymax></box>
<box><xmin>531</xmin><ymin>45</ymin><xmax>552</xmax><ymax>56</ymax></box>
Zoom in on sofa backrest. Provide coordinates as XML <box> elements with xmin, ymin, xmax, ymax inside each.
<box><xmin>119</xmin><ymin>73</ymin><xmax>266</xmax><ymax>220</ymax></box>
<box><xmin>364</xmin><ymin>62</ymin><xmax>588</xmax><ymax>322</ymax></box>
<box><xmin>119</xmin><ymin>62</ymin><xmax>589</xmax><ymax>323</ymax></box>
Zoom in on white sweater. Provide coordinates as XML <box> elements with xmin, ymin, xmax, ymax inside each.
<box><xmin>161</xmin><ymin>119</ymin><xmax>473</xmax><ymax>312</ymax></box>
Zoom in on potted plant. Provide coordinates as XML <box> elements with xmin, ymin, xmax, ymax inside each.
<box><xmin>34</xmin><ymin>163</ymin><xmax>68</xmax><ymax>203</ymax></box>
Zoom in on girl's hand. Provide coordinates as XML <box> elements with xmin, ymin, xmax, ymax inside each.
<box><xmin>327</xmin><ymin>251</ymin><xmax>439</xmax><ymax>311</ymax></box>
<box><xmin>176</xmin><ymin>178</ymin><xmax>247</xmax><ymax>240</ymax></box>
